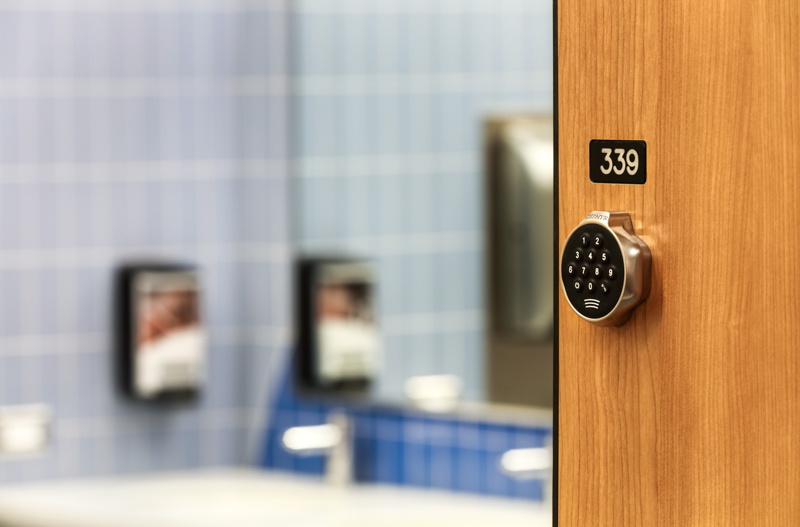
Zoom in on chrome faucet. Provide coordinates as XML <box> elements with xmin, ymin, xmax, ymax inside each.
<box><xmin>281</xmin><ymin>411</ymin><xmax>353</xmax><ymax>486</ymax></box>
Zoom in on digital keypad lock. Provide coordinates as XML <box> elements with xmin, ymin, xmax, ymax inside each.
<box><xmin>560</xmin><ymin>211</ymin><xmax>652</xmax><ymax>327</ymax></box>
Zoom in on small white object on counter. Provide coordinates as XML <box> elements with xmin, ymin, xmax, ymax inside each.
<box><xmin>0</xmin><ymin>469</ymin><xmax>551</xmax><ymax>527</ymax></box>
<box><xmin>0</xmin><ymin>405</ymin><xmax>51</xmax><ymax>458</ymax></box>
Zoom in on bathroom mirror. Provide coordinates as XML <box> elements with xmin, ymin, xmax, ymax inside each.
<box><xmin>291</xmin><ymin>0</ymin><xmax>554</xmax><ymax>414</ymax></box>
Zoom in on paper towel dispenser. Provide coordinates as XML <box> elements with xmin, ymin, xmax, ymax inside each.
<box><xmin>487</xmin><ymin>116</ymin><xmax>554</xmax><ymax>341</ymax></box>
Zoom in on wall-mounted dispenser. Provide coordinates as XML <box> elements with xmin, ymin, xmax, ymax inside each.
<box><xmin>484</xmin><ymin>115</ymin><xmax>554</xmax><ymax>408</ymax></box>
<box><xmin>116</xmin><ymin>264</ymin><xmax>206</xmax><ymax>402</ymax></box>
<box><xmin>487</xmin><ymin>117</ymin><xmax>554</xmax><ymax>340</ymax></box>
<box><xmin>297</xmin><ymin>258</ymin><xmax>379</xmax><ymax>394</ymax></box>
<box><xmin>560</xmin><ymin>211</ymin><xmax>651</xmax><ymax>326</ymax></box>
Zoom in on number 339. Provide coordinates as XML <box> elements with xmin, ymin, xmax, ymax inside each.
<box><xmin>600</xmin><ymin>148</ymin><xmax>639</xmax><ymax>176</ymax></box>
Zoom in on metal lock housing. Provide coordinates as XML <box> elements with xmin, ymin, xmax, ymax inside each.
<box><xmin>560</xmin><ymin>211</ymin><xmax>651</xmax><ymax>327</ymax></box>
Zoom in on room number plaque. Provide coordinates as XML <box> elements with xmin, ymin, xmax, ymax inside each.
<box><xmin>589</xmin><ymin>139</ymin><xmax>647</xmax><ymax>184</ymax></box>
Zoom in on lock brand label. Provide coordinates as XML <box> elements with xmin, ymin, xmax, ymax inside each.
<box><xmin>589</xmin><ymin>140</ymin><xmax>647</xmax><ymax>184</ymax></box>
<box><xmin>585</xmin><ymin>213</ymin><xmax>609</xmax><ymax>222</ymax></box>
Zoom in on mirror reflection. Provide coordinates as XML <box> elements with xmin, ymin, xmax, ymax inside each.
<box><xmin>292</xmin><ymin>0</ymin><xmax>554</xmax><ymax>413</ymax></box>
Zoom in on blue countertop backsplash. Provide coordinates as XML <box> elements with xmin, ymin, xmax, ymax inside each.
<box><xmin>261</xmin><ymin>357</ymin><xmax>552</xmax><ymax>502</ymax></box>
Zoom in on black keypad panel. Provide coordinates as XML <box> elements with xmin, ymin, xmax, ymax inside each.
<box><xmin>562</xmin><ymin>224</ymin><xmax>624</xmax><ymax>318</ymax></box>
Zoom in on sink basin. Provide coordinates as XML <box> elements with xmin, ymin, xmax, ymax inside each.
<box><xmin>0</xmin><ymin>469</ymin><xmax>551</xmax><ymax>527</ymax></box>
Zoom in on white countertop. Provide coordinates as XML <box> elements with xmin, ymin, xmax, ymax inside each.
<box><xmin>0</xmin><ymin>469</ymin><xmax>551</xmax><ymax>527</ymax></box>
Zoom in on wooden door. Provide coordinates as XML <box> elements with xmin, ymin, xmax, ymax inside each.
<box><xmin>557</xmin><ymin>0</ymin><xmax>800</xmax><ymax>525</ymax></box>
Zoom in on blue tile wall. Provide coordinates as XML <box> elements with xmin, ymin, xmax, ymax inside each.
<box><xmin>261</xmin><ymin>358</ymin><xmax>552</xmax><ymax>501</ymax></box>
<box><xmin>0</xmin><ymin>0</ymin><xmax>554</xmax><ymax>496</ymax></box>
<box><xmin>292</xmin><ymin>0</ymin><xmax>553</xmax><ymax>403</ymax></box>
<box><xmin>0</xmin><ymin>0</ymin><xmax>291</xmax><ymax>484</ymax></box>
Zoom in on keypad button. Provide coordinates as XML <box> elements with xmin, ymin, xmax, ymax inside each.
<box><xmin>600</xmin><ymin>280</ymin><xmax>611</xmax><ymax>295</ymax></box>
<box><xmin>580</xmin><ymin>264</ymin><xmax>590</xmax><ymax>277</ymax></box>
<box><xmin>580</xmin><ymin>233</ymin><xmax>590</xmax><ymax>247</ymax></box>
<box><xmin>593</xmin><ymin>266</ymin><xmax>602</xmax><ymax>278</ymax></box>
<box><xmin>600</xmin><ymin>250</ymin><xmax>610</xmax><ymax>264</ymax></box>
<box><xmin>573</xmin><ymin>248</ymin><xmax>584</xmax><ymax>262</ymax></box>
<box><xmin>593</xmin><ymin>234</ymin><xmax>604</xmax><ymax>248</ymax></box>
<box><xmin>587</xmin><ymin>280</ymin><xmax>597</xmax><ymax>294</ymax></box>
<box><xmin>566</xmin><ymin>262</ymin><xmax>577</xmax><ymax>276</ymax></box>
<box><xmin>607</xmin><ymin>266</ymin><xmax>617</xmax><ymax>280</ymax></box>
<box><xmin>573</xmin><ymin>279</ymin><xmax>583</xmax><ymax>293</ymax></box>
<box><xmin>587</xmin><ymin>249</ymin><xmax>597</xmax><ymax>263</ymax></box>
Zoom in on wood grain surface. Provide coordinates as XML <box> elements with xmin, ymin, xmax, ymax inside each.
<box><xmin>557</xmin><ymin>1</ymin><xmax>800</xmax><ymax>525</ymax></box>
